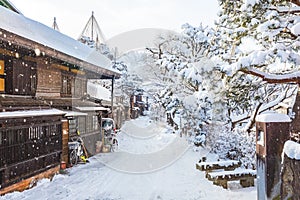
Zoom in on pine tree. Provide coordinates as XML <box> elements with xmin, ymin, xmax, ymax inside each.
<box><xmin>215</xmin><ymin>0</ymin><xmax>299</xmax><ymax>131</ymax></box>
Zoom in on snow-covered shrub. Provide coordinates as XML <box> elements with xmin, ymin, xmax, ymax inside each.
<box><xmin>206</xmin><ymin>124</ymin><xmax>256</xmax><ymax>169</ymax></box>
<box><xmin>149</xmin><ymin>101</ymin><xmax>165</xmax><ymax>122</ymax></box>
<box><xmin>193</xmin><ymin>132</ymin><xmax>206</xmax><ymax>147</ymax></box>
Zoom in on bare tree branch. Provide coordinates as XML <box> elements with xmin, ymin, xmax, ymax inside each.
<box><xmin>241</xmin><ymin>68</ymin><xmax>300</xmax><ymax>84</ymax></box>
<box><xmin>232</xmin><ymin>85</ymin><xmax>297</xmax><ymax>127</ymax></box>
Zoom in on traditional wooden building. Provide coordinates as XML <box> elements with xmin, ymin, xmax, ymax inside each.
<box><xmin>130</xmin><ymin>89</ymin><xmax>148</xmax><ymax>119</ymax></box>
<box><xmin>0</xmin><ymin>3</ymin><xmax>120</xmax><ymax>193</ymax></box>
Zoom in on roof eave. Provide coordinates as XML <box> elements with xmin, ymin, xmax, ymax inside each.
<box><xmin>0</xmin><ymin>28</ymin><xmax>121</xmax><ymax>79</ymax></box>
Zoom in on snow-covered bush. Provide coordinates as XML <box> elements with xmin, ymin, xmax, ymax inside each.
<box><xmin>193</xmin><ymin>132</ymin><xmax>206</xmax><ymax>147</ymax></box>
<box><xmin>206</xmin><ymin>123</ymin><xmax>256</xmax><ymax>169</ymax></box>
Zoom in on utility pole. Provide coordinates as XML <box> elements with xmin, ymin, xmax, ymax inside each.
<box><xmin>52</xmin><ymin>17</ymin><xmax>60</xmax><ymax>32</ymax></box>
<box><xmin>91</xmin><ymin>11</ymin><xmax>94</xmax><ymax>41</ymax></box>
<box><xmin>111</xmin><ymin>75</ymin><xmax>115</xmax><ymax>119</ymax></box>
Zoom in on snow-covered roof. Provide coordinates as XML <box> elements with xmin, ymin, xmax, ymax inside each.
<box><xmin>75</xmin><ymin>106</ymin><xmax>110</xmax><ymax>112</ymax></box>
<box><xmin>0</xmin><ymin>6</ymin><xmax>118</xmax><ymax>75</ymax></box>
<box><xmin>283</xmin><ymin>140</ymin><xmax>300</xmax><ymax>160</ymax></box>
<box><xmin>64</xmin><ymin>110</ymin><xmax>88</xmax><ymax>117</ymax></box>
<box><xmin>256</xmin><ymin>111</ymin><xmax>291</xmax><ymax>123</ymax></box>
<box><xmin>0</xmin><ymin>109</ymin><xmax>66</xmax><ymax>118</ymax></box>
<box><xmin>87</xmin><ymin>81</ymin><xmax>111</xmax><ymax>101</ymax></box>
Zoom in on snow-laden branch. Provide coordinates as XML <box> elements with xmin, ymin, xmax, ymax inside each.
<box><xmin>231</xmin><ymin>85</ymin><xmax>297</xmax><ymax>125</ymax></box>
<box><xmin>243</xmin><ymin>102</ymin><xmax>263</xmax><ymax>133</ymax></box>
<box><xmin>241</xmin><ymin>67</ymin><xmax>300</xmax><ymax>84</ymax></box>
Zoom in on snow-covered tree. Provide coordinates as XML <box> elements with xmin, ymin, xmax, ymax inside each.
<box><xmin>147</xmin><ymin>23</ymin><xmax>226</xmax><ymax>141</ymax></box>
<box><xmin>200</xmin><ymin>0</ymin><xmax>300</xmax><ymax>167</ymax></box>
<box><xmin>217</xmin><ymin>0</ymin><xmax>300</xmax><ymax>75</ymax></box>
<box><xmin>214</xmin><ymin>0</ymin><xmax>300</xmax><ymax>131</ymax></box>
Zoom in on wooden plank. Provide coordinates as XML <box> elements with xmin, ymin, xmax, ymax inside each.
<box><xmin>71</xmin><ymin>68</ymin><xmax>85</xmax><ymax>75</ymax></box>
<box><xmin>240</xmin><ymin>178</ymin><xmax>255</xmax><ymax>188</ymax></box>
<box><xmin>207</xmin><ymin>169</ymin><xmax>256</xmax><ymax>189</ymax></box>
<box><xmin>0</xmin><ymin>60</ymin><xmax>4</xmax><ymax>75</ymax></box>
<box><xmin>0</xmin><ymin>78</ymin><xmax>4</xmax><ymax>92</ymax></box>
<box><xmin>213</xmin><ymin>179</ymin><xmax>228</xmax><ymax>189</ymax></box>
<box><xmin>61</xmin><ymin>120</ymin><xmax>69</xmax><ymax>166</ymax></box>
<box><xmin>0</xmin><ymin>166</ymin><xmax>59</xmax><ymax>195</ymax></box>
<box><xmin>206</xmin><ymin>169</ymin><xmax>256</xmax><ymax>181</ymax></box>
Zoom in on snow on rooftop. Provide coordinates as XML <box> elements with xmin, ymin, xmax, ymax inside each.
<box><xmin>0</xmin><ymin>109</ymin><xmax>66</xmax><ymax>118</ymax></box>
<box><xmin>75</xmin><ymin>106</ymin><xmax>110</xmax><ymax>112</ymax></box>
<box><xmin>87</xmin><ymin>80</ymin><xmax>111</xmax><ymax>101</ymax></box>
<box><xmin>256</xmin><ymin>111</ymin><xmax>291</xmax><ymax>123</ymax></box>
<box><xmin>64</xmin><ymin>110</ymin><xmax>88</xmax><ymax>117</ymax></box>
<box><xmin>283</xmin><ymin>140</ymin><xmax>300</xmax><ymax>160</ymax></box>
<box><xmin>0</xmin><ymin>6</ymin><xmax>115</xmax><ymax>73</ymax></box>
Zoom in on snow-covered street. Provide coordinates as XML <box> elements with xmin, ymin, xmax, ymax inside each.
<box><xmin>0</xmin><ymin>117</ymin><xmax>256</xmax><ymax>200</ymax></box>
<box><xmin>3</xmin><ymin>1</ymin><xmax>300</xmax><ymax>199</ymax></box>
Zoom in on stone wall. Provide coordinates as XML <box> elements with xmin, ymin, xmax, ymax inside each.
<box><xmin>281</xmin><ymin>154</ymin><xmax>300</xmax><ymax>199</ymax></box>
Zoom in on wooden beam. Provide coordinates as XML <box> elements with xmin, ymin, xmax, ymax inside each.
<box><xmin>291</xmin><ymin>0</ymin><xmax>300</xmax><ymax>6</ymax></box>
<box><xmin>0</xmin><ymin>166</ymin><xmax>60</xmax><ymax>195</ymax></box>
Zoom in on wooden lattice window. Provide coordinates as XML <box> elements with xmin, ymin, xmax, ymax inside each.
<box><xmin>61</xmin><ymin>74</ymin><xmax>74</xmax><ymax>97</ymax></box>
<box><xmin>78</xmin><ymin>116</ymin><xmax>86</xmax><ymax>135</ymax></box>
<box><xmin>92</xmin><ymin>115</ymin><xmax>99</xmax><ymax>131</ymax></box>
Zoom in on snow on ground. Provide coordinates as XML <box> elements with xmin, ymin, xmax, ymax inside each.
<box><xmin>118</xmin><ymin>117</ymin><xmax>176</xmax><ymax>154</ymax></box>
<box><xmin>0</xmin><ymin>116</ymin><xmax>257</xmax><ymax>200</ymax></box>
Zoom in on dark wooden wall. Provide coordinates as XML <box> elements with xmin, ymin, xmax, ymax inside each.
<box><xmin>0</xmin><ymin>115</ymin><xmax>63</xmax><ymax>189</ymax></box>
<box><xmin>36</xmin><ymin>62</ymin><xmax>61</xmax><ymax>97</ymax></box>
<box><xmin>256</xmin><ymin>121</ymin><xmax>290</xmax><ymax>199</ymax></box>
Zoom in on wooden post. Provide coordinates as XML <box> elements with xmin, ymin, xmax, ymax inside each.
<box><xmin>256</xmin><ymin>112</ymin><xmax>291</xmax><ymax>199</ymax></box>
<box><xmin>111</xmin><ymin>76</ymin><xmax>115</xmax><ymax>118</ymax></box>
<box><xmin>61</xmin><ymin>119</ymin><xmax>69</xmax><ymax>167</ymax></box>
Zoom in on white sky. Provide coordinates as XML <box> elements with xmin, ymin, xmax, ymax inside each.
<box><xmin>9</xmin><ymin>0</ymin><xmax>219</xmax><ymax>40</ymax></box>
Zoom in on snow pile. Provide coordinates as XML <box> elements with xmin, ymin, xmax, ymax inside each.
<box><xmin>208</xmin><ymin>168</ymin><xmax>256</xmax><ymax>178</ymax></box>
<box><xmin>197</xmin><ymin>160</ymin><xmax>240</xmax><ymax>169</ymax></box>
<box><xmin>87</xmin><ymin>80</ymin><xmax>111</xmax><ymax>101</ymax></box>
<box><xmin>283</xmin><ymin>140</ymin><xmax>300</xmax><ymax>160</ymax></box>
<box><xmin>256</xmin><ymin>111</ymin><xmax>291</xmax><ymax>123</ymax></box>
